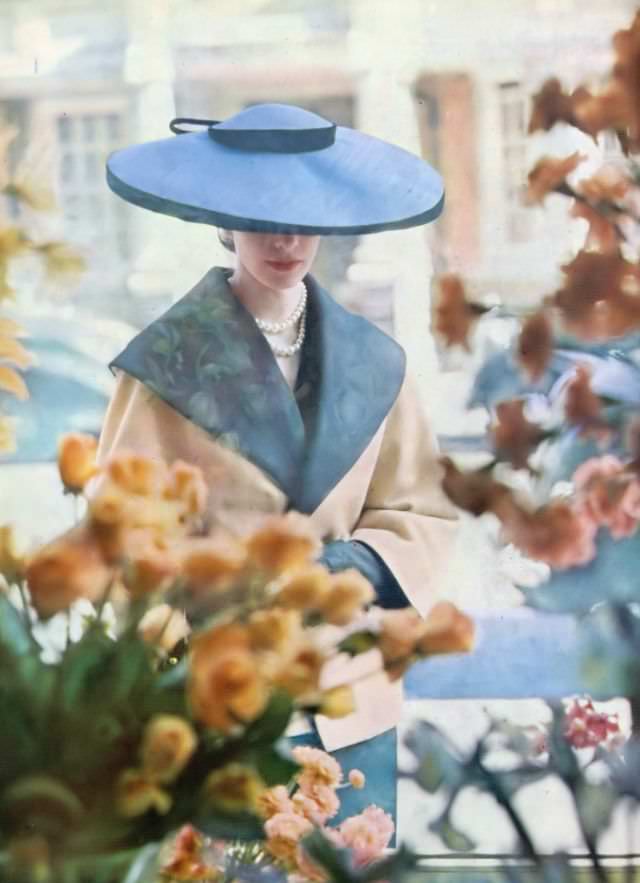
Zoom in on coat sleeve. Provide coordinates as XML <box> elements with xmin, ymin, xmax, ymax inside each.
<box><xmin>323</xmin><ymin>374</ymin><xmax>459</xmax><ymax>617</ymax></box>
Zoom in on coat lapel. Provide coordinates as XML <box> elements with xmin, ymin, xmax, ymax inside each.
<box><xmin>110</xmin><ymin>267</ymin><xmax>306</xmax><ymax>501</ymax></box>
<box><xmin>292</xmin><ymin>278</ymin><xmax>406</xmax><ymax>513</ymax></box>
<box><xmin>110</xmin><ymin>267</ymin><xmax>406</xmax><ymax>513</ymax></box>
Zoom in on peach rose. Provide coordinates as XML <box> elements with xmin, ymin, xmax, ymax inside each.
<box><xmin>25</xmin><ymin>524</ymin><xmax>112</xmax><ymax>618</ymax></box>
<box><xmin>416</xmin><ymin>602</ymin><xmax>475</xmax><ymax>656</ymax></box>
<box><xmin>179</xmin><ymin>536</ymin><xmax>247</xmax><ymax>595</ymax></box>
<box><xmin>0</xmin><ymin>524</ymin><xmax>25</xmax><ymax>585</ymax></box>
<box><xmin>188</xmin><ymin>624</ymin><xmax>269</xmax><ymax>733</ymax></box>
<box><xmin>246</xmin><ymin>514</ymin><xmax>320</xmax><ymax>576</ymax></box>
<box><xmin>319</xmin><ymin>570</ymin><xmax>375</xmax><ymax>626</ymax></box>
<box><xmin>273</xmin><ymin>565</ymin><xmax>331</xmax><ymax>611</ymax></box>
<box><xmin>107</xmin><ymin>451</ymin><xmax>168</xmax><ymax>496</ymax></box>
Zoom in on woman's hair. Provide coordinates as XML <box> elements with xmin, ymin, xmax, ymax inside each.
<box><xmin>217</xmin><ymin>228</ymin><xmax>235</xmax><ymax>253</ymax></box>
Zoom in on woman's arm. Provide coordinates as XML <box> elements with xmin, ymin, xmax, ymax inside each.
<box><xmin>319</xmin><ymin>375</ymin><xmax>459</xmax><ymax>615</ymax></box>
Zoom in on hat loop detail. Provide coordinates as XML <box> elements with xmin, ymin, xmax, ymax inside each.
<box><xmin>170</xmin><ymin>117</ymin><xmax>218</xmax><ymax>134</ymax></box>
<box><xmin>207</xmin><ymin>122</ymin><xmax>336</xmax><ymax>154</ymax></box>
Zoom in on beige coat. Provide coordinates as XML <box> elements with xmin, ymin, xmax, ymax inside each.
<box><xmin>97</xmin><ymin>369</ymin><xmax>457</xmax><ymax>749</ymax></box>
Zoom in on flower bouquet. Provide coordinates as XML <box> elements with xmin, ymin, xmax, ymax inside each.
<box><xmin>0</xmin><ymin>434</ymin><xmax>474</xmax><ymax>883</ymax></box>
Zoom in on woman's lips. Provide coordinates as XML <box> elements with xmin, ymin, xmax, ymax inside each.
<box><xmin>265</xmin><ymin>260</ymin><xmax>303</xmax><ymax>271</ymax></box>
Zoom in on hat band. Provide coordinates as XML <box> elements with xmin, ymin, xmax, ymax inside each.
<box><xmin>169</xmin><ymin>117</ymin><xmax>336</xmax><ymax>153</ymax></box>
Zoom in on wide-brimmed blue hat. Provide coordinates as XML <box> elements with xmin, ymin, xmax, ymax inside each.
<box><xmin>106</xmin><ymin>103</ymin><xmax>444</xmax><ymax>235</ymax></box>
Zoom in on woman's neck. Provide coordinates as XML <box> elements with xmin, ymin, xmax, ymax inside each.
<box><xmin>228</xmin><ymin>266</ymin><xmax>304</xmax><ymax>323</ymax></box>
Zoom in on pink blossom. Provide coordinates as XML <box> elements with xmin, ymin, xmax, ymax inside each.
<box><xmin>257</xmin><ymin>784</ymin><xmax>294</xmax><ymax>819</ymax></box>
<box><xmin>348</xmin><ymin>769</ymin><xmax>366</xmax><ymax>790</ymax></box>
<box><xmin>564</xmin><ymin>698</ymin><xmax>622</xmax><ymax>750</ymax></box>
<box><xmin>292</xmin><ymin>784</ymin><xmax>339</xmax><ymax>825</ymax></box>
<box><xmin>338</xmin><ymin>805</ymin><xmax>394</xmax><ymax>867</ymax></box>
<box><xmin>573</xmin><ymin>456</ymin><xmax>640</xmax><ymax>539</ymax></box>
<box><xmin>264</xmin><ymin>812</ymin><xmax>313</xmax><ymax>865</ymax></box>
<box><xmin>292</xmin><ymin>746</ymin><xmax>342</xmax><ymax>789</ymax></box>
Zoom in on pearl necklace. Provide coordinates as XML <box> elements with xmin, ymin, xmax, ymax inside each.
<box><xmin>255</xmin><ymin>283</ymin><xmax>307</xmax><ymax>334</ymax></box>
<box><xmin>255</xmin><ymin>282</ymin><xmax>307</xmax><ymax>358</ymax></box>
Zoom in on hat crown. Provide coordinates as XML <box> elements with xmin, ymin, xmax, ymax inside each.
<box><xmin>215</xmin><ymin>103</ymin><xmax>331</xmax><ymax>132</ymax></box>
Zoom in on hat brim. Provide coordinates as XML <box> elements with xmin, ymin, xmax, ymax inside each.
<box><xmin>106</xmin><ymin>127</ymin><xmax>444</xmax><ymax>235</ymax></box>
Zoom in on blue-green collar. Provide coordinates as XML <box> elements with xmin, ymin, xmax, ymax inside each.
<box><xmin>110</xmin><ymin>267</ymin><xmax>406</xmax><ymax>513</ymax></box>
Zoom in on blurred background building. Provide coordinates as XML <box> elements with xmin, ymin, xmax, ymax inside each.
<box><xmin>0</xmin><ymin>0</ymin><xmax>638</xmax><ymax>539</ymax></box>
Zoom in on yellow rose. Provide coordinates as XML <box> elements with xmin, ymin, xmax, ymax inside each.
<box><xmin>273</xmin><ymin>565</ymin><xmax>331</xmax><ymax>612</ymax></box>
<box><xmin>0</xmin><ymin>524</ymin><xmax>25</xmax><ymax>585</ymax></box>
<box><xmin>416</xmin><ymin>602</ymin><xmax>475</xmax><ymax>656</ymax></box>
<box><xmin>318</xmin><ymin>685</ymin><xmax>355</xmax><ymax>719</ymax></box>
<box><xmin>115</xmin><ymin>769</ymin><xmax>171</xmax><ymax>817</ymax></box>
<box><xmin>319</xmin><ymin>569</ymin><xmax>375</xmax><ymax>626</ymax></box>
<box><xmin>57</xmin><ymin>432</ymin><xmax>98</xmax><ymax>494</ymax></box>
<box><xmin>246</xmin><ymin>514</ymin><xmax>320</xmax><ymax>576</ymax></box>
<box><xmin>189</xmin><ymin>624</ymin><xmax>269</xmax><ymax>733</ymax></box>
<box><xmin>140</xmin><ymin>714</ymin><xmax>197</xmax><ymax>784</ymax></box>
<box><xmin>138</xmin><ymin>603</ymin><xmax>190</xmax><ymax>653</ymax></box>
<box><xmin>248</xmin><ymin>607</ymin><xmax>303</xmax><ymax>655</ymax></box>
<box><xmin>25</xmin><ymin>524</ymin><xmax>112</xmax><ymax>618</ymax></box>
<box><xmin>202</xmin><ymin>763</ymin><xmax>265</xmax><ymax>814</ymax></box>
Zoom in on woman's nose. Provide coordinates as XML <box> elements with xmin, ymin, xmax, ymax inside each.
<box><xmin>271</xmin><ymin>234</ymin><xmax>299</xmax><ymax>251</ymax></box>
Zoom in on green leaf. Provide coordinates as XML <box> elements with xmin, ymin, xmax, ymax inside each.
<box><xmin>338</xmin><ymin>631</ymin><xmax>378</xmax><ymax>656</ymax></box>
<box><xmin>358</xmin><ymin>844</ymin><xmax>419</xmax><ymax>883</ymax></box>
<box><xmin>244</xmin><ymin>691</ymin><xmax>294</xmax><ymax>746</ymax></box>
<box><xmin>195</xmin><ymin>809</ymin><xmax>264</xmax><ymax>841</ymax></box>
<box><xmin>0</xmin><ymin>593</ymin><xmax>32</xmax><ymax>658</ymax></box>
<box><xmin>302</xmin><ymin>829</ymin><xmax>355</xmax><ymax>883</ymax></box>
<box><xmin>405</xmin><ymin>721</ymin><xmax>465</xmax><ymax>793</ymax></box>
<box><xmin>576</xmin><ymin>782</ymin><xmax>616</xmax><ymax>839</ymax></box>
<box><xmin>254</xmin><ymin>745</ymin><xmax>299</xmax><ymax>786</ymax></box>
<box><xmin>429</xmin><ymin>814</ymin><xmax>476</xmax><ymax>852</ymax></box>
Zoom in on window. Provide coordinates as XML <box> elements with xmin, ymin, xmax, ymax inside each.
<box><xmin>54</xmin><ymin>109</ymin><xmax>129</xmax><ymax>260</ymax></box>
<box><xmin>498</xmin><ymin>81</ymin><xmax>531</xmax><ymax>244</ymax></box>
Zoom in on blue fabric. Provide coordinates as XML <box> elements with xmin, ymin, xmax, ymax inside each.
<box><xmin>288</xmin><ymin>728</ymin><xmax>397</xmax><ymax>840</ymax></box>
<box><xmin>320</xmin><ymin>540</ymin><xmax>409</xmax><ymax>609</ymax></box>
<box><xmin>110</xmin><ymin>268</ymin><xmax>406</xmax><ymax>514</ymax></box>
<box><xmin>106</xmin><ymin>103</ymin><xmax>444</xmax><ymax>235</ymax></box>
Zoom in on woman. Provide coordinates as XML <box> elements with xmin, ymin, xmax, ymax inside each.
<box><xmin>98</xmin><ymin>103</ymin><xmax>458</xmax><ymax>820</ymax></box>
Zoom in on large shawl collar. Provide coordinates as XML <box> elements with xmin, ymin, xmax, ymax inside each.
<box><xmin>110</xmin><ymin>267</ymin><xmax>406</xmax><ymax>513</ymax></box>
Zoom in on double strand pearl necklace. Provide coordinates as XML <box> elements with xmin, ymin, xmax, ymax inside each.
<box><xmin>255</xmin><ymin>282</ymin><xmax>307</xmax><ymax>358</ymax></box>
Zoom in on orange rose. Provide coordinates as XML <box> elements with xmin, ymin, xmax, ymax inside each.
<box><xmin>57</xmin><ymin>433</ymin><xmax>98</xmax><ymax>494</ymax></box>
<box><xmin>180</xmin><ymin>536</ymin><xmax>247</xmax><ymax>595</ymax></box>
<box><xmin>25</xmin><ymin>524</ymin><xmax>112</xmax><ymax>618</ymax></box>
<box><xmin>416</xmin><ymin>602</ymin><xmax>475</xmax><ymax>656</ymax></box>
<box><xmin>248</xmin><ymin>607</ymin><xmax>303</xmax><ymax>655</ymax></box>
<box><xmin>273</xmin><ymin>564</ymin><xmax>331</xmax><ymax>611</ymax></box>
<box><xmin>319</xmin><ymin>570</ymin><xmax>375</xmax><ymax>626</ymax></box>
<box><xmin>121</xmin><ymin>540</ymin><xmax>179</xmax><ymax>597</ymax></box>
<box><xmin>246</xmin><ymin>514</ymin><xmax>320</xmax><ymax>576</ymax></box>
<box><xmin>272</xmin><ymin>640</ymin><xmax>325</xmax><ymax>700</ymax></box>
<box><xmin>189</xmin><ymin>624</ymin><xmax>269</xmax><ymax>733</ymax></box>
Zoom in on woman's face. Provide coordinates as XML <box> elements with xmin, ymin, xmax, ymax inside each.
<box><xmin>232</xmin><ymin>232</ymin><xmax>320</xmax><ymax>290</ymax></box>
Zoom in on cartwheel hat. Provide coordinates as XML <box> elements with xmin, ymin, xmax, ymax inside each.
<box><xmin>106</xmin><ymin>103</ymin><xmax>444</xmax><ymax>235</ymax></box>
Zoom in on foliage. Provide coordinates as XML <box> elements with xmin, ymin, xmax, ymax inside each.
<box><xmin>426</xmin><ymin>7</ymin><xmax>640</xmax><ymax>879</ymax></box>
